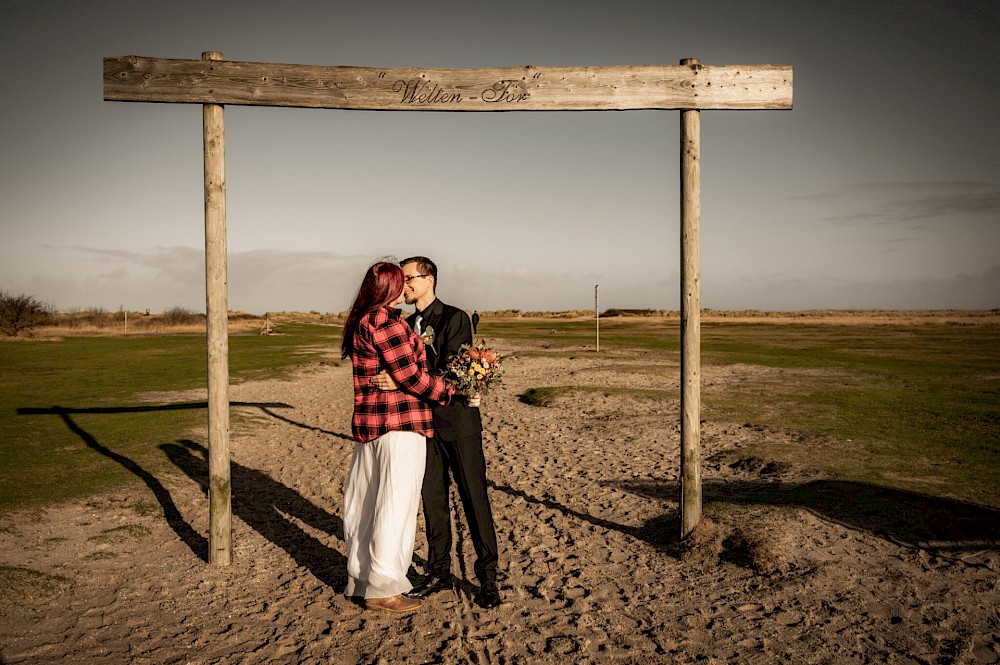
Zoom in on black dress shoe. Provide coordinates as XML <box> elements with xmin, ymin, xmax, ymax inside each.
<box><xmin>474</xmin><ymin>583</ymin><xmax>501</xmax><ymax>609</ymax></box>
<box><xmin>403</xmin><ymin>575</ymin><xmax>452</xmax><ymax>600</ymax></box>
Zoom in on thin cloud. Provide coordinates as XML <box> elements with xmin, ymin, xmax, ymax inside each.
<box><xmin>68</xmin><ymin>244</ymin><xmax>200</xmax><ymax>265</ymax></box>
<box><xmin>706</xmin><ymin>265</ymin><xmax>1000</xmax><ymax>310</ymax></box>
<box><xmin>789</xmin><ymin>181</ymin><xmax>994</xmax><ymax>202</ymax></box>
<box><xmin>788</xmin><ymin>181</ymin><xmax>1000</xmax><ymax>226</ymax></box>
<box><xmin>32</xmin><ymin>246</ymin><xmax>373</xmax><ymax>313</ymax></box>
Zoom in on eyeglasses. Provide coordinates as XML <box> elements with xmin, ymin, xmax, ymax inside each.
<box><xmin>404</xmin><ymin>274</ymin><xmax>431</xmax><ymax>284</ymax></box>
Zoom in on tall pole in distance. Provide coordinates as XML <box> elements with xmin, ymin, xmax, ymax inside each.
<box><xmin>679</xmin><ymin>58</ymin><xmax>703</xmax><ymax>539</ymax></box>
<box><xmin>595</xmin><ymin>284</ymin><xmax>600</xmax><ymax>352</ymax></box>
<box><xmin>203</xmin><ymin>51</ymin><xmax>232</xmax><ymax>566</ymax></box>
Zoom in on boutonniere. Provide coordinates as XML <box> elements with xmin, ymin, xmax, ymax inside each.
<box><xmin>420</xmin><ymin>324</ymin><xmax>436</xmax><ymax>348</ymax></box>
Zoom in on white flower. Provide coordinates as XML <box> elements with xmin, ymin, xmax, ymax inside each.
<box><xmin>420</xmin><ymin>324</ymin><xmax>436</xmax><ymax>347</ymax></box>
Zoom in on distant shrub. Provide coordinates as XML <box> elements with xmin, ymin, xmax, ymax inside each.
<box><xmin>0</xmin><ymin>291</ymin><xmax>50</xmax><ymax>336</ymax></box>
<box><xmin>162</xmin><ymin>306</ymin><xmax>201</xmax><ymax>326</ymax></box>
<box><xmin>227</xmin><ymin>311</ymin><xmax>260</xmax><ymax>322</ymax></box>
<box><xmin>82</xmin><ymin>307</ymin><xmax>113</xmax><ymax>327</ymax></box>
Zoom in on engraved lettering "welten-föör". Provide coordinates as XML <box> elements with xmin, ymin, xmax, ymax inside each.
<box><xmin>393</xmin><ymin>79</ymin><xmax>463</xmax><ymax>104</ymax></box>
<box><xmin>392</xmin><ymin>79</ymin><xmax>530</xmax><ymax>105</ymax></box>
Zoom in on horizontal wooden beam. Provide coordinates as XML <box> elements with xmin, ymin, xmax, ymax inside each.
<box><xmin>104</xmin><ymin>56</ymin><xmax>792</xmax><ymax>111</ymax></box>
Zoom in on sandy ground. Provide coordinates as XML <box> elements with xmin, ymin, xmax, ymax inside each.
<box><xmin>1</xmin><ymin>340</ymin><xmax>998</xmax><ymax>664</ymax></box>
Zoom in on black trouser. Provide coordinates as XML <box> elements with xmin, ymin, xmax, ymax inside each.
<box><xmin>421</xmin><ymin>431</ymin><xmax>498</xmax><ymax>585</ymax></box>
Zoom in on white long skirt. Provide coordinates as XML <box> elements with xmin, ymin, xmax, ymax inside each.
<box><xmin>343</xmin><ymin>430</ymin><xmax>427</xmax><ymax>599</ymax></box>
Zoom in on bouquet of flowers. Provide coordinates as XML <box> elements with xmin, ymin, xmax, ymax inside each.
<box><xmin>445</xmin><ymin>340</ymin><xmax>505</xmax><ymax>405</ymax></box>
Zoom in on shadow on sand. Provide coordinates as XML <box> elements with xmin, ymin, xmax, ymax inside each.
<box><xmin>252</xmin><ymin>404</ymin><xmax>354</xmax><ymax>441</ymax></box>
<box><xmin>18</xmin><ymin>402</ymin><xmax>350</xmax><ymax>591</ymax></box>
<box><xmin>489</xmin><ymin>474</ymin><xmax>999</xmax><ymax>556</ymax></box>
<box><xmin>163</xmin><ymin>439</ymin><xmax>347</xmax><ymax>590</ymax></box>
<box><xmin>611</xmin><ymin>477</ymin><xmax>1000</xmax><ymax>553</ymax></box>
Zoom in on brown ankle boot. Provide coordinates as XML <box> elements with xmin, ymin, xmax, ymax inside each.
<box><xmin>365</xmin><ymin>594</ymin><xmax>422</xmax><ymax>614</ymax></box>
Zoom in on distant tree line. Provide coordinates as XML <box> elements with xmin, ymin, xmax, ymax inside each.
<box><xmin>0</xmin><ymin>293</ymin><xmax>247</xmax><ymax>336</ymax></box>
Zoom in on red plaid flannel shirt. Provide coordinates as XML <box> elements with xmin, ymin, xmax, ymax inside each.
<box><xmin>350</xmin><ymin>306</ymin><xmax>452</xmax><ymax>443</ymax></box>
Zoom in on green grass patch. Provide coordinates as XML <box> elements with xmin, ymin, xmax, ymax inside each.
<box><xmin>480</xmin><ymin>318</ymin><xmax>679</xmax><ymax>352</ymax></box>
<box><xmin>84</xmin><ymin>552</ymin><xmax>121</xmax><ymax>561</ymax></box>
<box><xmin>0</xmin><ymin>566</ymin><xmax>72</xmax><ymax>611</ymax></box>
<box><xmin>1</xmin><ymin>323</ymin><xmax>342</xmax><ymax>513</ymax></box>
<box><xmin>697</xmin><ymin>324</ymin><xmax>1000</xmax><ymax>505</ymax></box>
<box><xmin>518</xmin><ymin>387</ymin><xmax>563</xmax><ymax>407</ymax></box>
<box><xmin>87</xmin><ymin>523</ymin><xmax>152</xmax><ymax>545</ymax></box>
<box><xmin>519</xmin><ymin>385</ymin><xmax>677</xmax><ymax>407</ymax></box>
<box><xmin>131</xmin><ymin>500</ymin><xmax>164</xmax><ymax>518</ymax></box>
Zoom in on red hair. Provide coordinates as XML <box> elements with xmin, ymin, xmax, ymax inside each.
<box><xmin>341</xmin><ymin>262</ymin><xmax>405</xmax><ymax>359</ymax></box>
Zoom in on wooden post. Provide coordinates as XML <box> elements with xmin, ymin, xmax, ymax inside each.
<box><xmin>679</xmin><ymin>58</ymin><xmax>702</xmax><ymax>539</ymax></box>
<box><xmin>595</xmin><ymin>284</ymin><xmax>600</xmax><ymax>352</ymax></box>
<box><xmin>203</xmin><ymin>51</ymin><xmax>232</xmax><ymax>566</ymax></box>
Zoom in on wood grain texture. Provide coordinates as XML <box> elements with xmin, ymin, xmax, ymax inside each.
<box><xmin>104</xmin><ymin>56</ymin><xmax>793</xmax><ymax>111</ymax></box>
<box><xmin>680</xmin><ymin>105</ymin><xmax>703</xmax><ymax>538</ymax></box>
<box><xmin>202</xmin><ymin>51</ymin><xmax>232</xmax><ymax>567</ymax></box>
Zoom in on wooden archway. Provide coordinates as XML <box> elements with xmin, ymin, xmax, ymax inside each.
<box><xmin>105</xmin><ymin>53</ymin><xmax>793</xmax><ymax>565</ymax></box>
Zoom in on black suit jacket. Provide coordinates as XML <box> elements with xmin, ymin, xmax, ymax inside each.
<box><xmin>407</xmin><ymin>298</ymin><xmax>482</xmax><ymax>442</ymax></box>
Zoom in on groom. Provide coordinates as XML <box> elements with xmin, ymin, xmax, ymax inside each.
<box><xmin>399</xmin><ymin>256</ymin><xmax>501</xmax><ymax>609</ymax></box>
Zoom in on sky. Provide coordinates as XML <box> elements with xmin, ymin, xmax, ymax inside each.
<box><xmin>2</xmin><ymin>0</ymin><xmax>998</xmax><ymax>314</ymax></box>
